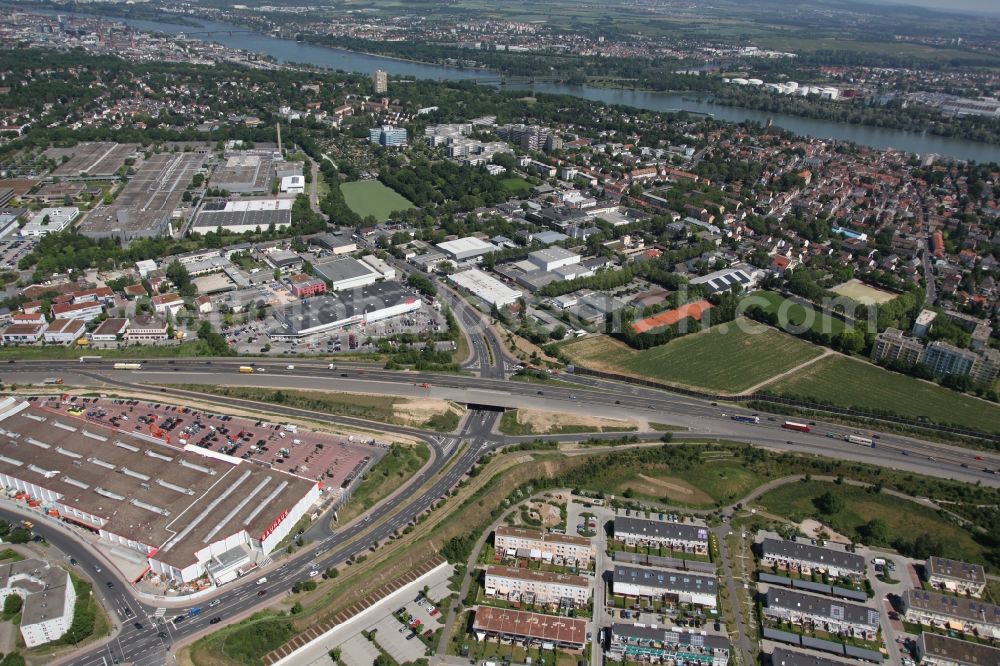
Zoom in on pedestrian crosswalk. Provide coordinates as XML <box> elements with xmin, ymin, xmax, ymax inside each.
<box><xmin>153</xmin><ymin>608</ymin><xmax>166</xmax><ymax>618</ymax></box>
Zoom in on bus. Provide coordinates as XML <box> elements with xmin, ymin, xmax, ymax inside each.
<box><xmin>113</xmin><ymin>362</ymin><xmax>142</xmax><ymax>370</ymax></box>
<box><xmin>79</xmin><ymin>355</ymin><xmax>103</xmax><ymax>363</ymax></box>
<box><xmin>239</xmin><ymin>366</ymin><xmax>255</xmax><ymax>374</ymax></box>
<box><xmin>844</xmin><ymin>434</ymin><xmax>875</xmax><ymax>448</ymax></box>
<box><xmin>731</xmin><ymin>415</ymin><xmax>760</xmax><ymax>424</ymax></box>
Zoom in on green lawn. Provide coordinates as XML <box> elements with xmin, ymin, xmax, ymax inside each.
<box><xmin>756</xmin><ymin>481</ymin><xmax>988</xmax><ymax>565</ymax></box>
<box><xmin>751</xmin><ymin>291</ymin><xmax>847</xmax><ymax>337</ymax></box>
<box><xmin>561</xmin><ymin>320</ymin><xmax>824</xmax><ymax>392</ymax></box>
<box><xmin>336</xmin><ymin>442</ymin><xmax>431</xmax><ymax>523</ymax></box>
<box><xmin>340</xmin><ymin>180</ymin><xmax>414</xmax><ymax>222</ymax></box>
<box><xmin>768</xmin><ymin>354</ymin><xmax>1000</xmax><ymax>433</ymax></box>
<box><xmin>500</xmin><ymin>177</ymin><xmax>533</xmax><ymax>196</ymax></box>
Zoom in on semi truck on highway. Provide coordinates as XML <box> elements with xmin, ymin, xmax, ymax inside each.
<box><xmin>239</xmin><ymin>366</ymin><xmax>255</xmax><ymax>374</ymax></box>
<box><xmin>845</xmin><ymin>434</ymin><xmax>875</xmax><ymax>447</ymax></box>
<box><xmin>782</xmin><ymin>421</ymin><xmax>811</xmax><ymax>433</ymax></box>
<box><xmin>732</xmin><ymin>415</ymin><xmax>760</xmax><ymax>424</ymax></box>
<box><xmin>113</xmin><ymin>362</ymin><xmax>142</xmax><ymax>370</ymax></box>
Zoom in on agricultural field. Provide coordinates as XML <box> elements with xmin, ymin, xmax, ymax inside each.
<box><xmin>831</xmin><ymin>279</ymin><xmax>898</xmax><ymax>305</ymax></box>
<box><xmin>340</xmin><ymin>180</ymin><xmax>414</xmax><ymax>222</ymax></box>
<box><xmin>751</xmin><ymin>291</ymin><xmax>847</xmax><ymax>337</ymax></box>
<box><xmin>755</xmin><ymin>481</ymin><xmax>989</xmax><ymax>565</ymax></box>
<box><xmin>767</xmin><ymin>354</ymin><xmax>1000</xmax><ymax>433</ymax></box>
<box><xmin>561</xmin><ymin>320</ymin><xmax>824</xmax><ymax>393</ymax></box>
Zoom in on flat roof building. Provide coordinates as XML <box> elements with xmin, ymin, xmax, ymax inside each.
<box><xmin>20</xmin><ymin>207</ymin><xmax>79</xmax><ymax>237</ymax></box>
<box><xmin>689</xmin><ymin>266</ymin><xmax>756</xmax><ymax>295</ymax></box>
<box><xmin>769</xmin><ymin>647</ymin><xmax>852</xmax><ymax>666</ymax></box>
<box><xmin>450</xmin><ymin>269</ymin><xmax>522</xmax><ymax>307</ymax></box>
<box><xmin>313</xmin><ymin>257</ymin><xmax>381</xmax><ymax>291</ymax></box>
<box><xmin>0</xmin><ymin>397</ymin><xmax>320</xmax><ymax>583</ymax></box>
<box><xmin>527</xmin><ymin>246</ymin><xmax>580</xmax><ymax>272</ymax></box>
<box><xmin>78</xmin><ymin>207</ymin><xmax>172</xmax><ymax>243</ymax></box>
<box><xmin>759</xmin><ymin>538</ymin><xmax>866</xmax><ymax>579</ymax></box>
<box><xmin>193</xmin><ymin>199</ymin><xmax>292</xmax><ymax>235</ymax></box>
<box><xmin>436</xmin><ymin>236</ymin><xmax>496</xmax><ymax>262</ymax></box>
<box><xmin>0</xmin><ymin>559</ymin><xmax>75</xmax><ymax>647</ymax></box>
<box><xmin>270</xmin><ymin>283</ymin><xmax>420</xmax><ymax>340</ymax></box>
<box><xmin>924</xmin><ymin>557</ymin><xmax>987</xmax><ymax>598</ymax></box>
<box><xmin>609</xmin><ymin>623</ymin><xmax>730</xmax><ymax>666</ymax></box>
<box><xmin>280</xmin><ymin>175</ymin><xmax>305</xmax><ymax>194</ymax></box>
<box><xmin>472</xmin><ymin>606</ymin><xmax>586</xmax><ymax>650</ymax></box>
<box><xmin>311</xmin><ymin>231</ymin><xmax>357</xmax><ymax>255</ymax></box>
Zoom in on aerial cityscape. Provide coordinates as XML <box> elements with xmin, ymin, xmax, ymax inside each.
<box><xmin>0</xmin><ymin>1</ymin><xmax>999</xmax><ymax>666</ymax></box>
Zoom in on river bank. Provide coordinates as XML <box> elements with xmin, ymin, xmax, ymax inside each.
<box><xmin>27</xmin><ymin>8</ymin><xmax>1000</xmax><ymax>162</ymax></box>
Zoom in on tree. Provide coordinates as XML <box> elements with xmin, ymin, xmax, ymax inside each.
<box><xmin>813</xmin><ymin>491</ymin><xmax>843</xmax><ymax>515</ymax></box>
<box><xmin>6</xmin><ymin>528</ymin><xmax>30</xmax><ymax>544</ymax></box>
<box><xmin>3</xmin><ymin>594</ymin><xmax>22</xmax><ymax>616</ymax></box>
<box><xmin>373</xmin><ymin>656</ymin><xmax>393</xmax><ymax>666</ymax></box>
<box><xmin>857</xmin><ymin>518</ymin><xmax>889</xmax><ymax>545</ymax></box>
<box><xmin>329</xmin><ymin>648</ymin><xmax>342</xmax><ymax>662</ymax></box>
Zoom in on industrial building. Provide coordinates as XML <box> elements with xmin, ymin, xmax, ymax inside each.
<box><xmin>612</xmin><ymin>565</ymin><xmax>718</xmax><ymax>609</ymax></box>
<box><xmin>449</xmin><ymin>269</ymin><xmax>523</xmax><ymax>308</ymax></box>
<box><xmin>19</xmin><ymin>207</ymin><xmax>79</xmax><ymax>237</ymax></box>
<box><xmin>0</xmin><ymin>397</ymin><xmax>320</xmax><ymax>584</ymax></box>
<box><xmin>270</xmin><ymin>283</ymin><xmax>421</xmax><ymax>340</ymax></box>
<box><xmin>193</xmin><ymin>199</ymin><xmax>293</xmax><ymax>235</ymax></box>
<box><xmin>313</xmin><ymin>257</ymin><xmax>382</xmax><ymax>291</ymax></box>
<box><xmin>77</xmin><ymin>207</ymin><xmax>173</xmax><ymax>243</ymax></box>
<box><xmin>42</xmin><ymin>318</ymin><xmax>86</xmax><ymax>345</ymax></box>
<box><xmin>472</xmin><ymin>606</ymin><xmax>587</xmax><ymax>651</ymax></box>
<box><xmin>613</xmin><ymin>516</ymin><xmax>710</xmax><ymax>555</ymax></box>
<box><xmin>762</xmin><ymin>588</ymin><xmax>880</xmax><ymax>640</ymax></box>
<box><xmin>484</xmin><ymin>566</ymin><xmax>591</xmax><ymax>608</ymax></box>
<box><xmin>759</xmin><ymin>537</ymin><xmax>866</xmax><ymax>579</ymax></box>
<box><xmin>436</xmin><ymin>236</ymin><xmax>496</xmax><ymax>262</ymax></box>
<box><xmin>212</xmin><ymin>152</ymin><xmax>274</xmax><ymax>195</ymax></box>
<box><xmin>917</xmin><ymin>632</ymin><xmax>1000</xmax><ymax>666</ymax></box>
<box><xmin>493</xmin><ymin>525</ymin><xmax>596</xmax><ymax>563</ymax></box>
<box><xmin>608</xmin><ymin>624</ymin><xmax>730</xmax><ymax>666</ymax></box>
<box><xmin>310</xmin><ymin>231</ymin><xmax>356</xmax><ymax>255</ymax></box>
<box><xmin>360</xmin><ymin>255</ymin><xmax>396</xmax><ymax>280</ymax></box>
<box><xmin>0</xmin><ymin>559</ymin><xmax>76</xmax><ymax>647</ymax></box>
<box><xmin>527</xmin><ymin>247</ymin><xmax>580</xmax><ymax>272</ymax></box>
<box><xmin>280</xmin><ymin>175</ymin><xmax>304</xmax><ymax>194</ymax></box>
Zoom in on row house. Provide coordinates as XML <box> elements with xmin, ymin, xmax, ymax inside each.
<box><xmin>493</xmin><ymin>525</ymin><xmax>595</xmax><ymax>564</ymax></box>
<box><xmin>613</xmin><ymin>516</ymin><xmax>709</xmax><ymax>555</ymax></box>
<box><xmin>762</xmin><ymin>588</ymin><xmax>880</xmax><ymax>641</ymax></box>
<box><xmin>758</xmin><ymin>538</ymin><xmax>866</xmax><ymax>579</ymax></box>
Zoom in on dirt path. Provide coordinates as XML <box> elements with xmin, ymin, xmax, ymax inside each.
<box><xmin>743</xmin><ymin>347</ymin><xmax>834</xmax><ymax>394</ymax></box>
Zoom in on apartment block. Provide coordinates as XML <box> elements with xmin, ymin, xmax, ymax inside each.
<box><xmin>608</xmin><ymin>623</ymin><xmax>730</xmax><ymax>666</ymax></box>
<box><xmin>762</xmin><ymin>588</ymin><xmax>880</xmax><ymax>640</ymax></box>
<box><xmin>612</xmin><ymin>565</ymin><xmax>718</xmax><ymax>609</ymax></box>
<box><xmin>901</xmin><ymin>589</ymin><xmax>1000</xmax><ymax>636</ymax></box>
<box><xmin>613</xmin><ymin>516</ymin><xmax>709</xmax><ymax>555</ymax></box>
<box><xmin>493</xmin><ymin>525</ymin><xmax>595</xmax><ymax>563</ymax></box>
<box><xmin>759</xmin><ymin>537</ymin><xmax>866</xmax><ymax>579</ymax></box>
<box><xmin>483</xmin><ymin>566</ymin><xmax>591</xmax><ymax>608</ymax></box>
<box><xmin>871</xmin><ymin>327</ymin><xmax>925</xmax><ymax>365</ymax></box>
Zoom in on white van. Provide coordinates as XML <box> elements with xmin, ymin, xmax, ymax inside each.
<box><xmin>256</xmin><ymin>577</ymin><xmax>267</xmax><ymax>585</ymax></box>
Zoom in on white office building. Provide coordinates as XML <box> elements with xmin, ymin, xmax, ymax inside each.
<box><xmin>0</xmin><ymin>559</ymin><xmax>76</xmax><ymax>647</ymax></box>
<box><xmin>527</xmin><ymin>247</ymin><xmax>580</xmax><ymax>272</ymax></box>
<box><xmin>450</xmin><ymin>269</ymin><xmax>522</xmax><ymax>307</ymax></box>
<box><xmin>19</xmin><ymin>207</ymin><xmax>79</xmax><ymax>237</ymax></box>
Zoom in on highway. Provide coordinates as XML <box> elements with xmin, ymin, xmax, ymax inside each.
<box><xmin>2</xmin><ymin>353</ymin><xmax>1000</xmax><ymax>665</ymax></box>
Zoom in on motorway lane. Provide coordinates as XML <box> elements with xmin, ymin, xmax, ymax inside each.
<box><xmin>7</xmin><ymin>361</ymin><xmax>1000</xmax><ymax>482</ymax></box>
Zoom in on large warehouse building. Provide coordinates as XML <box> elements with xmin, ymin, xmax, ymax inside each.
<box><xmin>270</xmin><ymin>282</ymin><xmax>420</xmax><ymax>340</ymax></box>
<box><xmin>0</xmin><ymin>397</ymin><xmax>320</xmax><ymax>584</ymax></box>
<box><xmin>436</xmin><ymin>236</ymin><xmax>496</xmax><ymax>262</ymax></box>
<box><xmin>313</xmin><ymin>257</ymin><xmax>382</xmax><ymax>291</ymax></box>
<box><xmin>193</xmin><ymin>199</ymin><xmax>293</xmax><ymax>235</ymax></box>
<box><xmin>449</xmin><ymin>269</ymin><xmax>522</xmax><ymax>307</ymax></box>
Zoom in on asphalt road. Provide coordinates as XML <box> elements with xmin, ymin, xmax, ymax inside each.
<box><xmin>3</xmin><ymin>356</ymin><xmax>1000</xmax><ymax>665</ymax></box>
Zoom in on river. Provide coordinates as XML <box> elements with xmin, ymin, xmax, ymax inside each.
<box><xmin>105</xmin><ymin>14</ymin><xmax>1000</xmax><ymax>162</ymax></box>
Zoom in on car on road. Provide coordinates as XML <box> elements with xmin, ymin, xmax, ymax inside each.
<box><xmin>209</xmin><ymin>599</ymin><xmax>221</xmax><ymax>607</ymax></box>
<box><xmin>69</xmin><ymin>557</ymin><xmax>77</xmax><ymax>566</ymax></box>
<box><xmin>210</xmin><ymin>617</ymin><xmax>222</xmax><ymax>624</ymax></box>
<box><xmin>106</xmin><ymin>581</ymin><xmax>114</xmax><ymax>588</ymax></box>
<box><xmin>256</xmin><ymin>577</ymin><xmax>267</xmax><ymax>585</ymax></box>
<box><xmin>309</xmin><ymin>570</ymin><xmax>320</xmax><ymax>577</ymax></box>
<box><xmin>257</xmin><ymin>590</ymin><xmax>267</xmax><ymax>596</ymax></box>
<box><xmin>133</xmin><ymin>622</ymin><xmax>143</xmax><ymax>630</ymax></box>
<box><xmin>94</xmin><ymin>565</ymin><xmax>102</xmax><ymax>573</ymax></box>
<box><xmin>157</xmin><ymin>631</ymin><xmax>168</xmax><ymax>639</ymax></box>
<box><xmin>173</xmin><ymin>615</ymin><xmax>187</xmax><ymax>625</ymax></box>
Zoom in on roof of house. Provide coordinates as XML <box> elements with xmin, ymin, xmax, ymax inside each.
<box><xmin>760</xmin><ymin>538</ymin><xmax>865</xmax><ymax>573</ymax></box>
<box><xmin>613</xmin><ymin>565</ymin><xmax>717</xmax><ymax>596</ymax></box>
<box><xmin>614</xmin><ymin>516</ymin><xmax>709</xmax><ymax>543</ymax></box>
<box><xmin>765</xmin><ymin>588</ymin><xmax>879</xmax><ymax>628</ymax></box>
<box><xmin>925</xmin><ymin>557</ymin><xmax>986</xmax><ymax>585</ymax></box>
<box><xmin>472</xmin><ymin>606</ymin><xmax>586</xmax><ymax>645</ymax></box>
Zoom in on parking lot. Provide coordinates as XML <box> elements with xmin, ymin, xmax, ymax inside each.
<box><xmin>38</xmin><ymin>394</ymin><xmax>384</xmax><ymax>490</ymax></box>
<box><xmin>0</xmin><ymin>237</ymin><xmax>36</xmax><ymax>270</ymax></box>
